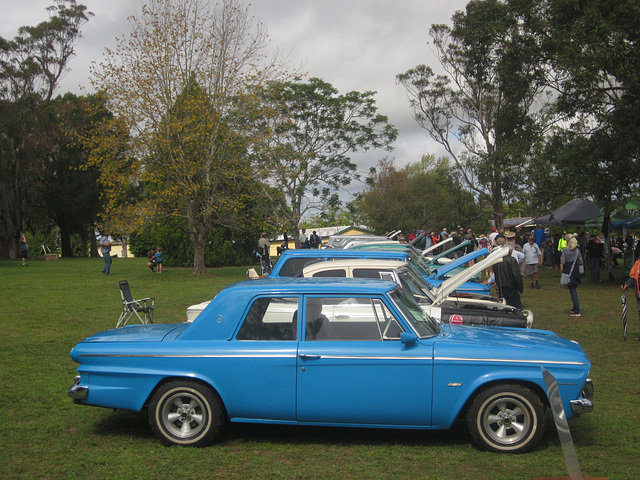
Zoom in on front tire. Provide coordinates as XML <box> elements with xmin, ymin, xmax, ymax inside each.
<box><xmin>467</xmin><ymin>384</ymin><xmax>546</xmax><ymax>453</ymax></box>
<box><xmin>149</xmin><ymin>380</ymin><xmax>224</xmax><ymax>447</ymax></box>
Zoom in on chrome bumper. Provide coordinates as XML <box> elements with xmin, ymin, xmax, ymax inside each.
<box><xmin>68</xmin><ymin>375</ymin><xmax>88</xmax><ymax>404</ymax></box>
<box><xmin>570</xmin><ymin>378</ymin><xmax>594</xmax><ymax>415</ymax></box>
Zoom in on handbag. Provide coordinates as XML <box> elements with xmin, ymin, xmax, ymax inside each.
<box><xmin>561</xmin><ymin>256</ymin><xmax>578</xmax><ymax>286</ymax></box>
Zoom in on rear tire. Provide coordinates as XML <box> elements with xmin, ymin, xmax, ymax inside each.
<box><xmin>467</xmin><ymin>384</ymin><xmax>545</xmax><ymax>453</ymax></box>
<box><xmin>149</xmin><ymin>380</ymin><xmax>224</xmax><ymax>447</ymax></box>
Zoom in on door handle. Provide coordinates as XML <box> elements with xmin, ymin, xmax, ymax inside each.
<box><xmin>299</xmin><ymin>354</ymin><xmax>321</xmax><ymax>360</ymax></box>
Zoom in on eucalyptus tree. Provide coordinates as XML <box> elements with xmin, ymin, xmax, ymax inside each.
<box><xmin>397</xmin><ymin>0</ymin><xmax>553</xmax><ymax>230</ymax></box>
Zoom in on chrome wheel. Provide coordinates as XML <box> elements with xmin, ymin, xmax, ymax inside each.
<box><xmin>468</xmin><ymin>384</ymin><xmax>545</xmax><ymax>453</ymax></box>
<box><xmin>480</xmin><ymin>396</ymin><xmax>532</xmax><ymax>446</ymax></box>
<box><xmin>161</xmin><ymin>390</ymin><xmax>208</xmax><ymax>439</ymax></box>
<box><xmin>149</xmin><ymin>381</ymin><xmax>224</xmax><ymax>446</ymax></box>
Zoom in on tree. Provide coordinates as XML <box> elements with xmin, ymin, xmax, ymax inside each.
<box><xmin>541</xmin><ymin>0</ymin><xmax>640</xmax><ymax>210</ymax></box>
<box><xmin>397</xmin><ymin>0</ymin><xmax>552</xmax><ymax>230</ymax></box>
<box><xmin>359</xmin><ymin>156</ymin><xmax>482</xmax><ymax>235</ymax></box>
<box><xmin>39</xmin><ymin>93</ymin><xmax>102</xmax><ymax>257</ymax></box>
<box><xmin>256</xmin><ymin>77</ymin><xmax>397</xmax><ymax>247</ymax></box>
<box><xmin>89</xmin><ymin>0</ymin><xmax>287</xmax><ymax>274</ymax></box>
<box><xmin>0</xmin><ymin>0</ymin><xmax>92</xmax><ymax>257</ymax></box>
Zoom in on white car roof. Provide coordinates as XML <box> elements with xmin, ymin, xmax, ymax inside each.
<box><xmin>300</xmin><ymin>246</ymin><xmax>510</xmax><ymax>303</ymax></box>
<box><xmin>302</xmin><ymin>259</ymin><xmax>408</xmax><ymax>276</ymax></box>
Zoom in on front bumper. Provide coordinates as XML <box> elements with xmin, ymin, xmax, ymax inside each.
<box><xmin>68</xmin><ymin>375</ymin><xmax>88</xmax><ymax>404</ymax></box>
<box><xmin>570</xmin><ymin>378</ymin><xmax>594</xmax><ymax>415</ymax></box>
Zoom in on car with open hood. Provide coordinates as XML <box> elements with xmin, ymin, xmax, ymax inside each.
<box><xmin>69</xmin><ymin>277</ymin><xmax>593</xmax><ymax>453</ymax></box>
<box><xmin>268</xmin><ymin>248</ymin><xmax>490</xmax><ymax>295</ymax></box>
<box><xmin>300</xmin><ymin>247</ymin><xmax>533</xmax><ymax>328</ymax></box>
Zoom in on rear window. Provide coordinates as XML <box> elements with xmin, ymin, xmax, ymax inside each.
<box><xmin>277</xmin><ymin>258</ymin><xmax>324</xmax><ymax>277</ymax></box>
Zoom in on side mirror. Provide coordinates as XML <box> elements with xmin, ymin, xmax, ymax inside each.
<box><xmin>401</xmin><ymin>332</ymin><xmax>418</xmax><ymax>345</ymax></box>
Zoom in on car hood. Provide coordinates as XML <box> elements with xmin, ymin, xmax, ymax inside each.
<box><xmin>78</xmin><ymin>323</ymin><xmax>189</xmax><ymax>343</ymax></box>
<box><xmin>432</xmin><ymin>247</ymin><xmax>508</xmax><ymax>303</ymax></box>
<box><xmin>430</xmin><ymin>247</ymin><xmax>489</xmax><ymax>279</ymax></box>
<box><xmin>437</xmin><ymin>324</ymin><xmax>588</xmax><ymax>360</ymax></box>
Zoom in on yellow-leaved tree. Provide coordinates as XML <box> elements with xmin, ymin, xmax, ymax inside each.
<box><xmin>87</xmin><ymin>0</ymin><xmax>288</xmax><ymax>274</ymax></box>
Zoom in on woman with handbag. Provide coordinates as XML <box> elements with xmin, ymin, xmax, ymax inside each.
<box><xmin>561</xmin><ymin>236</ymin><xmax>584</xmax><ymax>317</ymax></box>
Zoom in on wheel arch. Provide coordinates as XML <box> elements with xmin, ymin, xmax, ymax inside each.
<box><xmin>457</xmin><ymin>378</ymin><xmax>549</xmax><ymax>421</ymax></box>
<box><xmin>143</xmin><ymin>375</ymin><xmax>229</xmax><ymax>419</ymax></box>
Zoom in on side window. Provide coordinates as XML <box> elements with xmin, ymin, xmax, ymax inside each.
<box><xmin>237</xmin><ymin>297</ymin><xmax>298</xmax><ymax>340</ymax></box>
<box><xmin>353</xmin><ymin>268</ymin><xmax>393</xmax><ymax>279</ymax></box>
<box><xmin>312</xmin><ymin>269</ymin><xmax>346</xmax><ymax>278</ymax></box>
<box><xmin>305</xmin><ymin>297</ymin><xmax>404</xmax><ymax>341</ymax></box>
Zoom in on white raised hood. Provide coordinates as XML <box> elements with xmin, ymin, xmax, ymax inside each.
<box><xmin>432</xmin><ymin>246</ymin><xmax>509</xmax><ymax>303</ymax></box>
<box><xmin>422</xmin><ymin>237</ymin><xmax>453</xmax><ymax>256</ymax></box>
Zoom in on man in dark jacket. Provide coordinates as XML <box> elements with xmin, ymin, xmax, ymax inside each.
<box><xmin>491</xmin><ymin>237</ymin><xmax>524</xmax><ymax>309</ymax></box>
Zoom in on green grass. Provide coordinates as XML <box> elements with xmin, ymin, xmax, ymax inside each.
<box><xmin>1</xmin><ymin>257</ymin><xmax>639</xmax><ymax>479</ymax></box>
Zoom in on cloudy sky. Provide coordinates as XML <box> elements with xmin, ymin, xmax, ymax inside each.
<box><xmin>2</xmin><ymin>0</ymin><xmax>470</xmax><ymax>199</ymax></box>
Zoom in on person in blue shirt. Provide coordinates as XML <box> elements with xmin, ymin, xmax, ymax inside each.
<box><xmin>155</xmin><ymin>247</ymin><xmax>164</xmax><ymax>273</ymax></box>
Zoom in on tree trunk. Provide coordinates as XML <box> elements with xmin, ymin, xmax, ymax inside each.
<box><xmin>121</xmin><ymin>237</ymin><xmax>129</xmax><ymax>258</ymax></box>
<box><xmin>192</xmin><ymin>231</ymin><xmax>206</xmax><ymax>275</ymax></box>
<box><xmin>89</xmin><ymin>230</ymin><xmax>98</xmax><ymax>258</ymax></box>
<box><xmin>79</xmin><ymin>229</ymin><xmax>88</xmax><ymax>257</ymax></box>
<box><xmin>60</xmin><ymin>227</ymin><xmax>73</xmax><ymax>257</ymax></box>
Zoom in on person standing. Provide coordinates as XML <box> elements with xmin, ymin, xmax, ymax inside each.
<box><xmin>299</xmin><ymin>229</ymin><xmax>308</xmax><ymax>248</ymax></box>
<box><xmin>555</xmin><ymin>232</ymin><xmax>568</xmax><ymax>278</ymax></box>
<box><xmin>622</xmin><ymin>257</ymin><xmax>640</xmax><ymax>341</ymax></box>
<box><xmin>587</xmin><ymin>234</ymin><xmax>603</xmax><ymax>283</ymax></box>
<box><xmin>561</xmin><ymin>236</ymin><xmax>584</xmax><ymax>317</ymax></box>
<box><xmin>523</xmin><ymin>235</ymin><xmax>542</xmax><ymax>289</ymax></box>
<box><xmin>258</xmin><ymin>233</ymin><xmax>271</xmax><ymax>274</ymax></box>
<box><xmin>155</xmin><ymin>247</ymin><xmax>164</xmax><ymax>273</ymax></box>
<box><xmin>19</xmin><ymin>233</ymin><xmax>28</xmax><ymax>266</ymax></box>
<box><xmin>489</xmin><ymin>237</ymin><xmax>524</xmax><ymax>309</ymax></box>
<box><xmin>478</xmin><ymin>233</ymin><xmax>490</xmax><ymax>249</ymax></box>
<box><xmin>100</xmin><ymin>234</ymin><xmax>112</xmax><ymax>275</ymax></box>
<box><xmin>533</xmin><ymin>225</ymin><xmax>546</xmax><ymax>263</ymax></box>
<box><xmin>309</xmin><ymin>231</ymin><xmax>322</xmax><ymax>249</ymax></box>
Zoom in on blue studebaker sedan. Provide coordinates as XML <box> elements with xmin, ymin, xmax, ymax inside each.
<box><xmin>69</xmin><ymin>278</ymin><xmax>593</xmax><ymax>453</ymax></box>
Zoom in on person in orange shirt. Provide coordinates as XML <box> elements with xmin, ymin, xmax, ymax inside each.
<box><xmin>622</xmin><ymin>257</ymin><xmax>640</xmax><ymax>341</ymax></box>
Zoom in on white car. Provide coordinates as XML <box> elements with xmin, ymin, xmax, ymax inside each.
<box><xmin>186</xmin><ymin>247</ymin><xmax>533</xmax><ymax>327</ymax></box>
<box><xmin>300</xmin><ymin>247</ymin><xmax>533</xmax><ymax>328</ymax></box>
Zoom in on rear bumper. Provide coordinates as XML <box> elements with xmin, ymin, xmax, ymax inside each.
<box><xmin>570</xmin><ymin>378</ymin><xmax>594</xmax><ymax>415</ymax></box>
<box><xmin>68</xmin><ymin>375</ymin><xmax>88</xmax><ymax>404</ymax></box>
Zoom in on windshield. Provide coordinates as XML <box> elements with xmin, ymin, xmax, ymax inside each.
<box><xmin>406</xmin><ymin>250</ymin><xmax>432</xmax><ymax>276</ymax></box>
<box><xmin>389</xmin><ymin>287</ymin><xmax>438</xmax><ymax>338</ymax></box>
<box><xmin>396</xmin><ymin>269</ymin><xmax>435</xmax><ymax>305</ymax></box>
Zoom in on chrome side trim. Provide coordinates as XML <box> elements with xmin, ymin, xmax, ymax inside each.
<box><xmin>435</xmin><ymin>356</ymin><xmax>588</xmax><ymax>366</ymax></box>
<box><xmin>79</xmin><ymin>353</ymin><xmax>298</xmax><ymax>358</ymax></box>
<box><xmin>78</xmin><ymin>352</ymin><xmax>586</xmax><ymax>366</ymax></box>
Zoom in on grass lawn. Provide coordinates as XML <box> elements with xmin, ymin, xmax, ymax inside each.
<box><xmin>1</xmin><ymin>256</ymin><xmax>639</xmax><ymax>479</ymax></box>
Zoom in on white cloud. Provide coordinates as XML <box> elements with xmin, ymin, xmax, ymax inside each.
<box><xmin>2</xmin><ymin>0</ymin><xmax>469</xmax><ymax>191</ymax></box>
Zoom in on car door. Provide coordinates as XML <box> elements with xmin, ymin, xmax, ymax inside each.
<box><xmin>229</xmin><ymin>296</ymin><xmax>298</xmax><ymax>421</ymax></box>
<box><xmin>296</xmin><ymin>295</ymin><xmax>434</xmax><ymax>426</ymax></box>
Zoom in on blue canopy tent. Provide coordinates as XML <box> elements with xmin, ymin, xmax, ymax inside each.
<box><xmin>585</xmin><ymin>198</ymin><xmax>640</xmax><ymax>230</ymax></box>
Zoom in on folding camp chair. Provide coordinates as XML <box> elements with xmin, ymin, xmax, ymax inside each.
<box><xmin>116</xmin><ymin>280</ymin><xmax>156</xmax><ymax>328</ymax></box>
